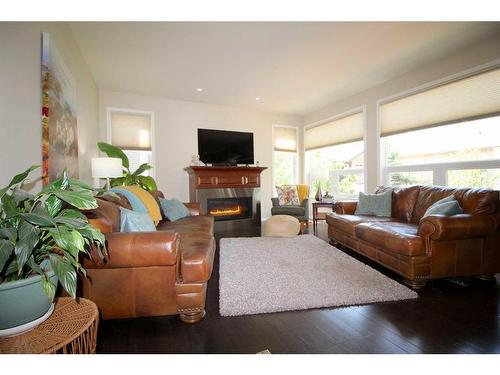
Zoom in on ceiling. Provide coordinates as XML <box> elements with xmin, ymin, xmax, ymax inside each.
<box><xmin>70</xmin><ymin>22</ymin><xmax>500</xmax><ymax>116</ymax></box>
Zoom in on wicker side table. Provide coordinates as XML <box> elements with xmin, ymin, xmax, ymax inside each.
<box><xmin>0</xmin><ymin>297</ymin><xmax>99</xmax><ymax>354</ymax></box>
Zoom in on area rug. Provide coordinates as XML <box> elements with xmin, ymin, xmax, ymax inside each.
<box><xmin>219</xmin><ymin>235</ymin><xmax>418</xmax><ymax>316</ymax></box>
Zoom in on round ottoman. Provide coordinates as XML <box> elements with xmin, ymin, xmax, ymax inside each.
<box><xmin>262</xmin><ymin>215</ymin><xmax>301</xmax><ymax>237</ymax></box>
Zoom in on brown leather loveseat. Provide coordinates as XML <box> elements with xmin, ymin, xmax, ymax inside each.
<box><xmin>327</xmin><ymin>185</ymin><xmax>500</xmax><ymax>289</ymax></box>
<box><xmin>81</xmin><ymin>191</ymin><xmax>215</xmax><ymax>323</ymax></box>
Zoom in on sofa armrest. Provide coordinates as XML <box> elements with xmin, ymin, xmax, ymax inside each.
<box><xmin>83</xmin><ymin>230</ymin><xmax>179</xmax><ymax>269</ymax></box>
<box><xmin>335</xmin><ymin>201</ymin><xmax>358</xmax><ymax>215</ymax></box>
<box><xmin>418</xmin><ymin>214</ymin><xmax>498</xmax><ymax>241</ymax></box>
<box><xmin>183</xmin><ymin>202</ymin><xmax>201</xmax><ymax>216</ymax></box>
<box><xmin>271</xmin><ymin>197</ymin><xmax>279</xmax><ymax>207</ymax></box>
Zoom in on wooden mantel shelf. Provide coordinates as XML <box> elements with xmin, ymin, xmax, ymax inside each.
<box><xmin>184</xmin><ymin>166</ymin><xmax>267</xmax><ymax>190</ymax></box>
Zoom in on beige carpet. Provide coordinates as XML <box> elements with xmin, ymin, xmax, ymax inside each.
<box><xmin>219</xmin><ymin>235</ymin><xmax>417</xmax><ymax>316</ymax></box>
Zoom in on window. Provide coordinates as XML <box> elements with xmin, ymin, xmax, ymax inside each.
<box><xmin>380</xmin><ymin>67</ymin><xmax>500</xmax><ymax>189</ymax></box>
<box><xmin>272</xmin><ymin>125</ymin><xmax>298</xmax><ymax>187</ymax></box>
<box><xmin>305</xmin><ymin>110</ymin><xmax>365</xmax><ymax>199</ymax></box>
<box><xmin>108</xmin><ymin>109</ymin><xmax>154</xmax><ymax>176</ymax></box>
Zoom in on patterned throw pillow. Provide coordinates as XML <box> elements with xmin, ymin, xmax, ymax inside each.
<box><xmin>276</xmin><ymin>185</ymin><xmax>300</xmax><ymax>206</ymax></box>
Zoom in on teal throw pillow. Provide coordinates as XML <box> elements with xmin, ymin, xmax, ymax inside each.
<box><xmin>422</xmin><ymin>195</ymin><xmax>463</xmax><ymax>218</ymax></box>
<box><xmin>119</xmin><ymin>207</ymin><xmax>156</xmax><ymax>232</ymax></box>
<box><xmin>159</xmin><ymin>198</ymin><xmax>190</xmax><ymax>221</ymax></box>
<box><xmin>354</xmin><ymin>189</ymin><xmax>392</xmax><ymax>217</ymax></box>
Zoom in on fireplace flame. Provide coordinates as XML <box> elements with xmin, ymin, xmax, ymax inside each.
<box><xmin>209</xmin><ymin>205</ymin><xmax>242</xmax><ymax>216</ymax></box>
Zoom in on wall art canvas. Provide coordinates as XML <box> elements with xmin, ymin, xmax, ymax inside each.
<box><xmin>41</xmin><ymin>32</ymin><xmax>78</xmax><ymax>185</ymax></box>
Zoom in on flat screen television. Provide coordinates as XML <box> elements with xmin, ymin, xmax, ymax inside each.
<box><xmin>197</xmin><ymin>128</ymin><xmax>254</xmax><ymax>166</ymax></box>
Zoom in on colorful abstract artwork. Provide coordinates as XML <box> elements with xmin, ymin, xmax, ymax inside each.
<box><xmin>41</xmin><ymin>32</ymin><xmax>78</xmax><ymax>185</ymax></box>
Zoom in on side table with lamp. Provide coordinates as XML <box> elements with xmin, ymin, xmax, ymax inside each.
<box><xmin>312</xmin><ymin>200</ymin><xmax>337</xmax><ymax>235</ymax></box>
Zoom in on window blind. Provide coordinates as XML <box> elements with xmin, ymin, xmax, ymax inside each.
<box><xmin>380</xmin><ymin>67</ymin><xmax>500</xmax><ymax>137</ymax></box>
<box><xmin>305</xmin><ymin>111</ymin><xmax>364</xmax><ymax>151</ymax></box>
<box><xmin>110</xmin><ymin>111</ymin><xmax>152</xmax><ymax>150</ymax></box>
<box><xmin>273</xmin><ymin>126</ymin><xmax>298</xmax><ymax>152</ymax></box>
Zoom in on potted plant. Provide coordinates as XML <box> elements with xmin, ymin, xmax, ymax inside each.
<box><xmin>0</xmin><ymin>166</ymin><xmax>106</xmax><ymax>336</ymax></box>
<box><xmin>97</xmin><ymin>142</ymin><xmax>157</xmax><ymax>191</ymax></box>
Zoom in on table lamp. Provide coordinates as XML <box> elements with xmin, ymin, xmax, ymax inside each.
<box><xmin>91</xmin><ymin>157</ymin><xmax>123</xmax><ymax>189</ymax></box>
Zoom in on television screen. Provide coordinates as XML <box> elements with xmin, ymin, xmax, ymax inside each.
<box><xmin>197</xmin><ymin>128</ymin><xmax>254</xmax><ymax>165</ymax></box>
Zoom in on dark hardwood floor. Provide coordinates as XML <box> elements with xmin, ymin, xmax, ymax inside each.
<box><xmin>96</xmin><ymin>223</ymin><xmax>500</xmax><ymax>354</ymax></box>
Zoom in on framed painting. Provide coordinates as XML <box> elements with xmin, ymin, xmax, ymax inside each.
<box><xmin>41</xmin><ymin>32</ymin><xmax>78</xmax><ymax>185</ymax></box>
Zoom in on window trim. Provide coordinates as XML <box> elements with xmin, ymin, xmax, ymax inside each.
<box><xmin>376</xmin><ymin>58</ymin><xmax>500</xmax><ymax>188</ymax></box>
<box><xmin>303</xmin><ymin>106</ymin><xmax>367</xmax><ymax>195</ymax></box>
<box><xmin>106</xmin><ymin>107</ymin><xmax>156</xmax><ymax>178</ymax></box>
<box><xmin>272</xmin><ymin>124</ymin><xmax>299</xmax><ymax>190</ymax></box>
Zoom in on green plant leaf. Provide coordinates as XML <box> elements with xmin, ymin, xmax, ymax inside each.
<box><xmin>0</xmin><ymin>239</ymin><xmax>14</xmax><ymax>272</ymax></box>
<box><xmin>20</xmin><ymin>212</ymin><xmax>56</xmax><ymax>227</ymax></box>
<box><xmin>0</xmin><ymin>165</ymin><xmax>39</xmax><ymax>199</ymax></box>
<box><xmin>138</xmin><ymin>176</ymin><xmax>158</xmax><ymax>191</ymax></box>
<box><xmin>97</xmin><ymin>142</ymin><xmax>129</xmax><ymax>169</ymax></box>
<box><xmin>68</xmin><ymin>178</ymin><xmax>93</xmax><ymax>191</ymax></box>
<box><xmin>55</xmin><ymin>216</ymin><xmax>87</xmax><ymax>229</ymax></box>
<box><xmin>132</xmin><ymin>163</ymin><xmax>152</xmax><ymax>176</ymax></box>
<box><xmin>0</xmin><ymin>227</ymin><xmax>17</xmax><ymax>242</ymax></box>
<box><xmin>48</xmin><ymin>227</ymin><xmax>85</xmax><ymax>258</ymax></box>
<box><xmin>110</xmin><ymin>177</ymin><xmax>125</xmax><ymax>188</ymax></box>
<box><xmin>54</xmin><ymin>190</ymin><xmax>98</xmax><ymax>210</ymax></box>
<box><xmin>44</xmin><ymin>169</ymin><xmax>70</xmax><ymax>192</ymax></box>
<box><xmin>59</xmin><ymin>209</ymin><xmax>88</xmax><ymax>222</ymax></box>
<box><xmin>40</xmin><ymin>274</ymin><xmax>56</xmax><ymax>300</ymax></box>
<box><xmin>78</xmin><ymin>225</ymin><xmax>105</xmax><ymax>246</ymax></box>
<box><xmin>49</xmin><ymin>254</ymin><xmax>77</xmax><ymax>298</ymax></box>
<box><xmin>45</xmin><ymin>195</ymin><xmax>62</xmax><ymax>217</ymax></box>
<box><xmin>1</xmin><ymin>194</ymin><xmax>17</xmax><ymax>219</ymax></box>
<box><xmin>11</xmin><ymin>188</ymin><xmax>34</xmax><ymax>204</ymax></box>
<box><xmin>14</xmin><ymin>222</ymin><xmax>40</xmax><ymax>273</ymax></box>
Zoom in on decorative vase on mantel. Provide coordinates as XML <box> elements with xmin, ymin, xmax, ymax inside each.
<box><xmin>315</xmin><ymin>182</ymin><xmax>323</xmax><ymax>202</ymax></box>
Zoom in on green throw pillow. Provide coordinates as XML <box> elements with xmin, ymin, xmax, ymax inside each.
<box><xmin>354</xmin><ymin>189</ymin><xmax>392</xmax><ymax>217</ymax></box>
<box><xmin>422</xmin><ymin>195</ymin><xmax>464</xmax><ymax>218</ymax></box>
<box><xmin>119</xmin><ymin>207</ymin><xmax>156</xmax><ymax>232</ymax></box>
<box><xmin>159</xmin><ymin>198</ymin><xmax>190</xmax><ymax>221</ymax></box>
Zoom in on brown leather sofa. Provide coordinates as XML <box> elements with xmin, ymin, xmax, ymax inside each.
<box><xmin>81</xmin><ymin>191</ymin><xmax>215</xmax><ymax>323</ymax></box>
<box><xmin>327</xmin><ymin>185</ymin><xmax>500</xmax><ymax>289</ymax></box>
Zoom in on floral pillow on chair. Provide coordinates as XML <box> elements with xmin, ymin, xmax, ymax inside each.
<box><xmin>276</xmin><ymin>185</ymin><xmax>300</xmax><ymax>206</ymax></box>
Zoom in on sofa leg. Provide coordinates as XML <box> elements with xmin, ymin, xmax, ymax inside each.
<box><xmin>179</xmin><ymin>310</ymin><xmax>206</xmax><ymax>324</ymax></box>
<box><xmin>402</xmin><ymin>278</ymin><xmax>427</xmax><ymax>290</ymax></box>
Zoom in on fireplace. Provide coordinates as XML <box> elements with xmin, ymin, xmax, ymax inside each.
<box><xmin>207</xmin><ymin>197</ymin><xmax>252</xmax><ymax>221</ymax></box>
<box><xmin>184</xmin><ymin>166</ymin><xmax>267</xmax><ymax>232</ymax></box>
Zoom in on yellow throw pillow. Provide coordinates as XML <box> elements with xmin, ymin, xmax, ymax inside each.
<box><xmin>120</xmin><ymin>186</ymin><xmax>163</xmax><ymax>225</ymax></box>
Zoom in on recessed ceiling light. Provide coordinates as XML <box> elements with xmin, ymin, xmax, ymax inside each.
<box><xmin>255</xmin><ymin>97</ymin><xmax>261</xmax><ymax>101</ymax></box>
<box><xmin>196</xmin><ymin>88</ymin><xmax>203</xmax><ymax>92</ymax></box>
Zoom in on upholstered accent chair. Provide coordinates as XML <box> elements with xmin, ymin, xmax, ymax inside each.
<box><xmin>271</xmin><ymin>184</ymin><xmax>310</xmax><ymax>229</ymax></box>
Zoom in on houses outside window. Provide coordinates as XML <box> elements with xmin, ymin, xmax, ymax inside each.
<box><xmin>272</xmin><ymin>125</ymin><xmax>298</xmax><ymax>187</ymax></box>
<box><xmin>380</xmin><ymin>66</ymin><xmax>500</xmax><ymax>189</ymax></box>
<box><xmin>305</xmin><ymin>109</ymin><xmax>365</xmax><ymax>199</ymax></box>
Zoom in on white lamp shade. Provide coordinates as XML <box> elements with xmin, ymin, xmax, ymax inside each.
<box><xmin>91</xmin><ymin>157</ymin><xmax>123</xmax><ymax>178</ymax></box>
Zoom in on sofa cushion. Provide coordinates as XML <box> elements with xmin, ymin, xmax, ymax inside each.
<box><xmin>276</xmin><ymin>185</ymin><xmax>300</xmax><ymax>205</ymax></box>
<box><xmin>411</xmin><ymin>186</ymin><xmax>499</xmax><ymax>223</ymax></box>
<box><xmin>271</xmin><ymin>205</ymin><xmax>306</xmax><ymax>217</ymax></box>
<box><xmin>326</xmin><ymin>213</ymin><xmax>394</xmax><ymax>236</ymax></box>
<box><xmin>422</xmin><ymin>195</ymin><xmax>463</xmax><ymax>218</ymax></box>
<box><xmin>159</xmin><ymin>198</ymin><xmax>190</xmax><ymax>221</ymax></box>
<box><xmin>157</xmin><ymin>215</ymin><xmax>214</xmax><ymax>235</ymax></box>
<box><xmin>119</xmin><ymin>207</ymin><xmax>156</xmax><ymax>232</ymax></box>
<box><xmin>355</xmin><ymin>190</ymin><xmax>392</xmax><ymax>217</ymax></box>
<box><xmin>355</xmin><ymin>221</ymin><xmax>424</xmax><ymax>256</ymax></box>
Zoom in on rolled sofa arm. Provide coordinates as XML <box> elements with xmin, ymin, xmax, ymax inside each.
<box><xmin>335</xmin><ymin>201</ymin><xmax>358</xmax><ymax>215</ymax></box>
<box><xmin>183</xmin><ymin>202</ymin><xmax>201</xmax><ymax>216</ymax></box>
<box><xmin>418</xmin><ymin>214</ymin><xmax>498</xmax><ymax>241</ymax></box>
<box><xmin>83</xmin><ymin>230</ymin><xmax>179</xmax><ymax>269</ymax></box>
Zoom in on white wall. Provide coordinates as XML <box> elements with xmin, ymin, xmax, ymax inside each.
<box><xmin>302</xmin><ymin>32</ymin><xmax>500</xmax><ymax>193</ymax></box>
<box><xmin>0</xmin><ymin>22</ymin><xmax>99</xmax><ymax>188</ymax></box>
<box><xmin>99</xmin><ymin>90</ymin><xmax>301</xmax><ymax>218</ymax></box>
